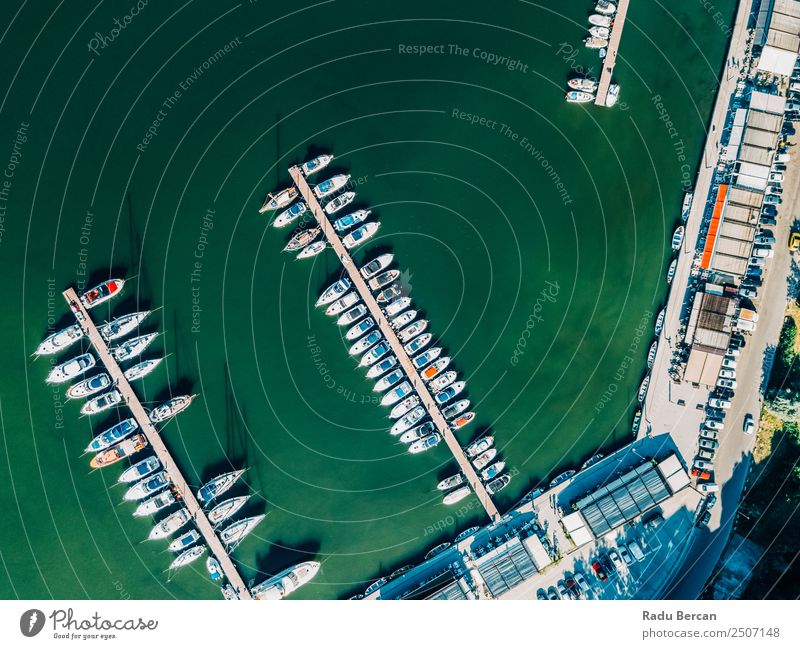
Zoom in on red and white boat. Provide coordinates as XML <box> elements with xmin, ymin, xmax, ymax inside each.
<box><xmin>81</xmin><ymin>279</ymin><xmax>125</xmax><ymax>309</ymax></box>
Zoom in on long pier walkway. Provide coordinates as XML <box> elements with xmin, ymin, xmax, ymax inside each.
<box><xmin>595</xmin><ymin>0</ymin><xmax>629</xmax><ymax>106</ymax></box>
<box><xmin>288</xmin><ymin>167</ymin><xmax>501</xmax><ymax>522</ymax></box>
<box><xmin>62</xmin><ymin>288</ymin><xmax>252</xmax><ymax>600</ymax></box>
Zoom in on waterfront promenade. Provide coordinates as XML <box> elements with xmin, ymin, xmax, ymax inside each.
<box><xmin>595</xmin><ymin>0</ymin><xmax>629</xmax><ymax>106</ymax></box>
<box><xmin>62</xmin><ymin>288</ymin><xmax>252</xmax><ymax>599</ymax></box>
<box><xmin>288</xmin><ymin>167</ymin><xmax>501</xmax><ymax>522</ymax></box>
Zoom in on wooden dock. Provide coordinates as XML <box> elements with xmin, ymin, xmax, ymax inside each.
<box><xmin>595</xmin><ymin>0</ymin><xmax>629</xmax><ymax>106</ymax></box>
<box><xmin>62</xmin><ymin>288</ymin><xmax>252</xmax><ymax>600</ymax></box>
<box><xmin>288</xmin><ymin>167</ymin><xmax>501</xmax><ymax>522</ymax></box>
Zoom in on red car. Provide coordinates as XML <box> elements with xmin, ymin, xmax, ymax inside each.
<box><xmin>692</xmin><ymin>468</ymin><xmax>711</xmax><ymax>480</ymax></box>
<box><xmin>592</xmin><ymin>561</ymin><xmax>608</xmax><ymax>582</ymax></box>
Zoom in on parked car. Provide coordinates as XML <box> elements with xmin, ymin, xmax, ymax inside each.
<box><xmin>719</xmin><ymin>369</ymin><xmax>736</xmax><ymax>380</ymax></box>
<box><xmin>708</xmin><ymin>397</ymin><xmax>731</xmax><ymax>409</ymax></box>
<box><xmin>692</xmin><ymin>468</ymin><xmax>712</xmax><ymax>480</ymax></box>
<box><xmin>763</xmin><ymin>194</ymin><xmax>782</xmax><ymax>204</ymax></box>
<box><xmin>697</xmin><ymin>511</ymin><xmax>712</xmax><ymax>527</ymax></box>
<box><xmin>697</xmin><ymin>448</ymin><xmax>716</xmax><ymax>461</ymax></box>
<box><xmin>790</xmin><ymin>232</ymin><xmax>800</xmax><ymax>251</ymax></box>
<box><xmin>746</xmin><ymin>266</ymin><xmax>763</xmax><ymax>278</ymax></box>
<box><xmin>547</xmin><ymin>585</ymin><xmax>560</xmax><ymax>600</ymax></box>
<box><xmin>705</xmin><ymin>418</ymin><xmax>725</xmax><ymax>430</ymax></box>
<box><xmin>755</xmin><ymin>234</ymin><xmax>776</xmax><ymax>245</ymax></box>
<box><xmin>700</xmin><ymin>428</ymin><xmax>719</xmax><ymax>441</ymax></box>
<box><xmin>643</xmin><ymin>512</ymin><xmax>663</xmax><ymax>529</ymax></box>
<box><xmin>762</xmin><ymin>204</ymin><xmax>778</xmax><ymax>216</ymax></box>
<box><xmin>565</xmin><ymin>577</ymin><xmax>582</xmax><ymax>599</ymax></box>
<box><xmin>721</xmin><ymin>357</ymin><xmax>737</xmax><ymax>370</ymax></box>
<box><xmin>739</xmin><ymin>286</ymin><xmax>757</xmax><ymax>298</ymax></box>
<box><xmin>749</xmin><ymin>256</ymin><xmax>766</xmax><ymax>267</ymax></box>
<box><xmin>699</xmin><ymin>437</ymin><xmax>719</xmax><ymax>451</ymax></box>
<box><xmin>743</xmin><ymin>413</ymin><xmax>755</xmax><ymax>435</ymax></box>
<box><xmin>536</xmin><ymin>588</ymin><xmax>548</xmax><ymax>600</ymax></box>
<box><xmin>628</xmin><ymin>540</ymin><xmax>645</xmax><ymax>561</ymax></box>
<box><xmin>698</xmin><ymin>482</ymin><xmax>720</xmax><ymax>493</ymax></box>
<box><xmin>760</xmin><ymin>215</ymin><xmax>778</xmax><ymax>226</ymax></box>
<box><xmin>735</xmin><ymin>319</ymin><xmax>756</xmax><ymax>333</ymax></box>
<box><xmin>717</xmin><ymin>378</ymin><xmax>737</xmax><ymax>390</ymax></box>
<box><xmin>705</xmin><ymin>494</ymin><xmax>718</xmax><ymax>509</ymax></box>
<box><xmin>573</xmin><ymin>572</ymin><xmax>589</xmax><ymax>593</ymax></box>
<box><xmin>775</xmin><ymin>152</ymin><xmax>791</xmax><ymax>163</ymax></box>
<box><xmin>557</xmin><ymin>580</ymin><xmax>571</xmax><ymax>599</ymax></box>
<box><xmin>592</xmin><ymin>561</ymin><xmax>608</xmax><ymax>582</ymax></box>
<box><xmin>752</xmin><ymin>246</ymin><xmax>774</xmax><ymax>258</ymax></box>
<box><xmin>694</xmin><ymin>460</ymin><xmax>714</xmax><ymax>471</ymax></box>
<box><xmin>618</xmin><ymin>545</ymin><xmax>633</xmax><ymax>565</ymax></box>
<box><xmin>608</xmin><ymin>549</ymin><xmax>624</xmax><ymax>571</ymax></box>
<box><xmin>769</xmin><ymin>172</ymin><xmax>784</xmax><ymax>182</ymax></box>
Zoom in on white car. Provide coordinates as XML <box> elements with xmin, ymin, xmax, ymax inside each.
<box><xmin>775</xmin><ymin>152</ymin><xmax>791</xmax><ymax>163</ymax></box>
<box><xmin>698</xmin><ymin>482</ymin><xmax>720</xmax><ymax>493</ymax></box>
<box><xmin>719</xmin><ymin>369</ymin><xmax>736</xmax><ymax>380</ymax></box>
<box><xmin>700</xmin><ymin>428</ymin><xmax>719</xmax><ymax>440</ymax></box>
<box><xmin>618</xmin><ymin>545</ymin><xmax>633</xmax><ymax>565</ymax></box>
<box><xmin>743</xmin><ymin>413</ymin><xmax>755</xmax><ymax>435</ymax></box>
<box><xmin>694</xmin><ymin>460</ymin><xmax>714</xmax><ymax>471</ymax></box>
<box><xmin>608</xmin><ymin>549</ymin><xmax>624</xmax><ymax>571</ymax></box>
<box><xmin>699</xmin><ymin>437</ymin><xmax>719</xmax><ymax>451</ymax></box>
<box><xmin>770</xmin><ymin>172</ymin><xmax>784</xmax><ymax>182</ymax></box>
<box><xmin>704</xmin><ymin>419</ymin><xmax>725</xmax><ymax>431</ymax></box>
<box><xmin>573</xmin><ymin>572</ymin><xmax>589</xmax><ymax>593</ymax></box>
<box><xmin>752</xmin><ymin>246</ymin><xmax>774</xmax><ymax>258</ymax></box>
<box><xmin>708</xmin><ymin>397</ymin><xmax>731</xmax><ymax>409</ymax></box>
<box><xmin>721</xmin><ymin>357</ymin><xmax>737</xmax><ymax>369</ymax></box>
<box><xmin>717</xmin><ymin>378</ymin><xmax>737</xmax><ymax>389</ymax></box>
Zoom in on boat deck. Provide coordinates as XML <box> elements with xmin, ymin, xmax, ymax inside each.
<box><xmin>62</xmin><ymin>288</ymin><xmax>252</xmax><ymax>600</ymax></box>
<box><xmin>288</xmin><ymin>167</ymin><xmax>501</xmax><ymax>523</ymax></box>
<box><xmin>595</xmin><ymin>0</ymin><xmax>629</xmax><ymax>106</ymax></box>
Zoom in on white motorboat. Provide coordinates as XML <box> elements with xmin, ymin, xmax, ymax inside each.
<box><xmin>373</xmin><ymin>368</ymin><xmax>404</xmax><ymax>392</ymax></box>
<box><xmin>80</xmin><ymin>389</ymin><xmax>122</xmax><ymax>416</ymax></box>
<box><xmin>297</xmin><ymin>241</ymin><xmax>326</xmax><ymax>259</ymax></box>
<box><xmin>301</xmin><ymin>154</ymin><xmax>333</xmax><ymax>176</ymax></box>
<box><xmin>337</xmin><ymin>304</ymin><xmax>367</xmax><ymax>326</ymax></box>
<box><xmin>380</xmin><ymin>381</ymin><xmax>413</xmax><ymax>406</ymax></box>
<box><xmin>99</xmin><ymin>310</ymin><xmax>151</xmax><ymax>341</ymax></box>
<box><xmin>655</xmin><ymin>308</ymin><xmax>666</xmax><ymax>335</ymax></box>
<box><xmin>133</xmin><ymin>490</ymin><xmax>175</xmax><ymax>517</ymax></box>
<box><xmin>66</xmin><ymin>373</ymin><xmax>111</xmax><ymax>399</ymax></box>
<box><xmin>442</xmin><ymin>399</ymin><xmax>470</xmax><ymax>420</ymax></box>
<box><xmin>35</xmin><ymin>324</ymin><xmax>84</xmax><ymax>356</ymax></box>
<box><xmin>671</xmin><ymin>226</ymin><xmax>684</xmax><ymax>250</ymax></box>
<box><xmin>360</xmin><ymin>253</ymin><xmax>394</xmax><ymax>279</ymax></box>
<box><xmin>390</xmin><ymin>405</ymin><xmax>426</xmax><ymax>436</ymax></box>
<box><xmin>449</xmin><ymin>412</ymin><xmax>475</xmax><ymax>431</ymax></box>
<box><xmin>85</xmin><ymin>417</ymin><xmax>139</xmax><ymax>453</ymax></box>
<box><xmin>325</xmin><ymin>292</ymin><xmax>359</xmax><ymax>317</ymax></box>
<box><xmin>251</xmin><ymin>561</ymin><xmax>321</xmax><ymax>600</ymax></box>
<box><xmin>366</xmin><ymin>354</ymin><xmax>397</xmax><ymax>379</ymax></box>
<box><xmin>472</xmin><ymin>448</ymin><xmax>497</xmax><ymax>470</ymax></box>
<box><xmin>412</xmin><ymin>346</ymin><xmax>442</xmax><ymax>370</ymax></box>
<box><xmin>111</xmin><ymin>332</ymin><xmax>159</xmax><ymax>362</ymax></box>
<box><xmin>260</xmin><ymin>187</ymin><xmax>298</xmax><ymax>213</ymax></box>
<box><xmin>443</xmin><ymin>486</ymin><xmax>471</xmax><ymax>505</ymax></box>
<box><xmin>420</xmin><ymin>356</ymin><xmax>450</xmax><ymax>381</ymax></box>
<box><xmin>408</xmin><ymin>433</ymin><xmax>441</xmax><ymax>454</ymax></box>
<box><xmin>325</xmin><ymin>291</ymin><xmax>359</xmax><ymax>318</ymax></box>
<box><xmin>390</xmin><ymin>309</ymin><xmax>417</xmax><ymax>329</ymax></box>
<box><xmin>605</xmin><ymin>83</ymin><xmax>620</xmax><ymax>107</ymax></box>
<box><xmin>376</xmin><ymin>284</ymin><xmax>401</xmax><ymax>304</ymax></box>
<box><xmin>589</xmin><ymin>25</ymin><xmax>610</xmax><ymax>39</ymax></box>
<box><xmin>647</xmin><ymin>341</ymin><xmax>658</xmax><ymax>368</ymax></box>
<box><xmin>403</xmin><ymin>332</ymin><xmax>431</xmax><ymax>356</ymax></box>
<box><xmin>284</xmin><ymin>227</ymin><xmax>320</xmax><ymax>252</ymax></box>
<box><xmin>385</xmin><ymin>296</ymin><xmax>411</xmax><ymax>317</ymax></box>
<box><xmin>206</xmin><ymin>556</ymin><xmax>223</xmax><ymax>581</ymax></box>
<box><xmin>197</xmin><ymin>469</ymin><xmax>246</xmax><ymax>505</ymax></box>
<box><xmin>369</xmin><ymin>269</ymin><xmax>400</xmax><ymax>292</ymax></box>
<box><xmin>437</xmin><ymin>474</ymin><xmax>464</xmax><ymax>491</ymax></box>
<box><xmin>424</xmin><ymin>542</ymin><xmax>452</xmax><ymax>560</ymax></box>
<box><xmin>148</xmin><ymin>508</ymin><xmax>191</xmax><ymax>541</ymax></box>
<box><xmin>272</xmin><ymin>202</ymin><xmax>307</xmax><ymax>228</ymax></box>
<box><xmin>584</xmin><ymin>36</ymin><xmax>608</xmax><ymax>49</ymax></box>
<box><xmin>124</xmin><ymin>471</ymin><xmax>170</xmax><ymax>501</ymax></box>
<box><xmin>168</xmin><ymin>529</ymin><xmax>201</xmax><ymax>553</ymax></box>
<box><xmin>429</xmin><ymin>370</ymin><xmax>457</xmax><ymax>392</ymax></box>
<box><xmin>149</xmin><ymin>394</ymin><xmax>196</xmax><ymax>423</ymax></box>
<box><xmin>81</xmin><ymin>279</ymin><xmax>125</xmax><ymax>308</ymax></box>
<box><xmin>220</xmin><ymin>514</ymin><xmax>266</xmax><ymax>547</ymax></box>
<box><xmin>389</xmin><ymin>395</ymin><xmax>420</xmax><ymax>419</ymax></box>
<box><xmin>398</xmin><ymin>319</ymin><xmax>427</xmax><ymax>344</ymax></box>
<box><xmin>316</xmin><ymin>278</ymin><xmax>351</xmax><ymax>307</ymax></box>
<box><xmin>681</xmin><ymin>191</ymin><xmax>693</xmax><ymax>221</ymax></box>
<box><xmin>549</xmin><ymin>469</ymin><xmax>575</xmax><ymax>488</ymax></box>
<box><xmin>313</xmin><ymin>174</ymin><xmax>350</xmax><ymax>199</ymax></box>
<box><xmin>342</xmin><ymin>222</ymin><xmax>380</xmax><ymax>249</ymax></box>
<box><xmin>466</xmin><ymin>435</ymin><xmax>494</xmax><ymax>457</ymax></box>
<box><xmin>208</xmin><ymin>495</ymin><xmax>251</xmax><ymax>527</ymax></box>
<box><xmin>118</xmin><ymin>456</ymin><xmax>160</xmax><ymax>483</ymax></box>
<box><xmin>46</xmin><ymin>352</ymin><xmax>96</xmax><ymax>384</ymax></box>
<box><xmin>638</xmin><ymin>375</ymin><xmax>650</xmax><ymax>403</ymax></box>
<box><xmin>595</xmin><ymin>0</ymin><xmax>616</xmax><ymax>15</ymax></box>
<box><xmin>89</xmin><ymin>433</ymin><xmax>147</xmax><ymax>469</ymax></box>
<box><xmin>360</xmin><ymin>341</ymin><xmax>390</xmax><ymax>367</ymax></box>
<box><xmin>486</xmin><ymin>474</ymin><xmax>511</xmax><ymax>495</ymax></box>
<box><xmin>588</xmin><ymin>13</ymin><xmax>612</xmax><ymax>27</ymax></box>
<box><xmin>566</xmin><ymin>90</ymin><xmax>595</xmax><ymax>103</ymax></box>
<box><xmin>323</xmin><ymin>191</ymin><xmax>355</xmax><ymax>215</ymax></box>
<box><xmin>124</xmin><ymin>357</ymin><xmax>164</xmax><ymax>382</ymax></box>
<box><xmin>453</xmin><ymin>526</ymin><xmax>480</xmax><ymax>543</ymax></box>
<box><xmin>334</xmin><ymin>209</ymin><xmax>370</xmax><ymax>233</ymax></box>
<box><xmin>568</xmin><ymin>78</ymin><xmax>598</xmax><ymax>92</ymax></box>
<box><xmin>350</xmin><ymin>330</ymin><xmax>382</xmax><ymax>356</ymax></box>
<box><xmin>434</xmin><ymin>380</ymin><xmax>465</xmax><ymax>405</ymax></box>
<box><xmin>169</xmin><ymin>546</ymin><xmax>205</xmax><ymax>570</ymax></box>
<box><xmin>400</xmin><ymin>421</ymin><xmax>435</xmax><ymax>444</ymax></box>
<box><xmin>481</xmin><ymin>461</ymin><xmax>506</xmax><ymax>482</ymax></box>
<box><xmin>666</xmin><ymin>259</ymin><xmax>677</xmax><ymax>285</ymax></box>
<box><xmin>345</xmin><ymin>317</ymin><xmax>374</xmax><ymax>341</ymax></box>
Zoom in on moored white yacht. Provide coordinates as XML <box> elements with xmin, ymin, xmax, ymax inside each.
<box><xmin>390</xmin><ymin>309</ymin><xmax>416</xmax><ymax>329</ymax></box>
<box><xmin>412</xmin><ymin>346</ymin><xmax>442</xmax><ymax>370</ymax></box>
<box><xmin>251</xmin><ymin>561</ymin><xmax>321</xmax><ymax>600</ymax></box>
<box><xmin>350</xmin><ymin>330</ymin><xmax>382</xmax><ymax>356</ymax></box>
<box><xmin>380</xmin><ymin>381</ymin><xmax>413</xmax><ymax>406</ymax></box>
<box><xmin>366</xmin><ymin>354</ymin><xmax>397</xmax><ymax>379</ymax></box>
<box><xmin>85</xmin><ymin>417</ymin><xmax>139</xmax><ymax>453</ymax></box>
<box><xmin>437</xmin><ymin>474</ymin><xmax>464</xmax><ymax>491</ymax></box>
<box><xmin>148</xmin><ymin>508</ymin><xmax>191</xmax><ymax>541</ymax></box>
<box><xmin>317</xmin><ymin>277</ymin><xmax>351</xmax><ymax>307</ymax></box>
<box><xmin>566</xmin><ymin>90</ymin><xmax>595</xmax><ymax>103</ymax></box>
<box><xmin>313</xmin><ymin>174</ymin><xmax>350</xmax><ymax>199</ymax></box>
<box><xmin>323</xmin><ymin>191</ymin><xmax>355</xmax><ymax>215</ymax></box>
<box><xmin>360</xmin><ymin>253</ymin><xmax>393</xmax><ymax>279</ymax></box>
<box><xmin>568</xmin><ymin>78</ymin><xmax>598</xmax><ymax>92</ymax></box>
<box><xmin>81</xmin><ymin>279</ymin><xmax>125</xmax><ymax>308</ymax></box>
<box><xmin>373</xmin><ymin>368</ymin><xmax>404</xmax><ymax>392</ymax></box>
<box><xmin>465</xmin><ymin>435</ymin><xmax>493</xmax><ymax>457</ymax></box>
<box><xmin>66</xmin><ymin>373</ymin><xmax>111</xmax><ymax>399</ymax></box>
<box><xmin>99</xmin><ymin>310</ymin><xmax>151</xmax><ymax>341</ymax></box>
<box><xmin>385</xmin><ymin>296</ymin><xmax>411</xmax><ymax>317</ymax></box>
<box><xmin>368</xmin><ymin>269</ymin><xmax>400</xmax><ymax>292</ymax></box>
<box><xmin>124</xmin><ymin>357</ymin><xmax>164</xmax><ymax>382</ymax></box>
<box><xmin>118</xmin><ymin>456</ymin><xmax>161</xmax><ymax>484</ymax></box>
<box><xmin>284</xmin><ymin>227</ymin><xmax>320</xmax><ymax>252</ymax></box>
<box><xmin>149</xmin><ymin>394</ymin><xmax>196</xmax><ymax>423</ymax></box>
<box><xmin>337</xmin><ymin>304</ymin><xmax>367</xmax><ymax>327</ymax></box>
<box><xmin>389</xmin><ymin>395</ymin><xmax>420</xmax><ymax>419</ymax></box>
<box><xmin>301</xmin><ymin>154</ymin><xmax>333</xmax><ymax>176</ymax></box>
<box><xmin>420</xmin><ymin>357</ymin><xmax>450</xmax><ymax>381</ymax></box>
<box><xmin>408</xmin><ymin>433</ymin><xmax>441</xmax><ymax>454</ymax></box>
<box><xmin>272</xmin><ymin>202</ymin><xmax>307</xmax><ymax>228</ymax></box>
<box><xmin>124</xmin><ymin>471</ymin><xmax>170</xmax><ymax>501</ymax></box>
<box><xmin>133</xmin><ymin>490</ymin><xmax>175</xmax><ymax>517</ymax></box>
<box><xmin>220</xmin><ymin>514</ymin><xmax>266</xmax><ymax>548</ymax></box>
<box><xmin>390</xmin><ymin>405</ymin><xmax>426</xmax><ymax>435</ymax></box>
<box><xmin>334</xmin><ymin>209</ymin><xmax>370</xmax><ymax>233</ymax></box>
<box><xmin>169</xmin><ymin>546</ymin><xmax>205</xmax><ymax>570</ymax></box>
<box><xmin>260</xmin><ymin>187</ymin><xmax>298</xmax><ymax>213</ymax></box>
<box><xmin>342</xmin><ymin>221</ymin><xmax>380</xmax><ymax>249</ymax></box>
<box><xmin>442</xmin><ymin>399</ymin><xmax>470</xmax><ymax>420</ymax></box>
<box><xmin>443</xmin><ymin>486</ymin><xmax>471</xmax><ymax>505</ymax></box>
<box><xmin>111</xmin><ymin>332</ymin><xmax>159</xmax><ymax>362</ymax></box>
<box><xmin>360</xmin><ymin>341</ymin><xmax>390</xmax><ymax>366</ymax></box>
<box><xmin>35</xmin><ymin>324</ymin><xmax>84</xmax><ymax>356</ymax></box>
<box><xmin>346</xmin><ymin>317</ymin><xmax>374</xmax><ymax>341</ymax></box>
<box><xmin>80</xmin><ymin>389</ymin><xmax>122</xmax><ymax>416</ymax></box>
<box><xmin>208</xmin><ymin>494</ymin><xmax>251</xmax><ymax>527</ymax></box>
<box><xmin>583</xmin><ymin>36</ymin><xmax>608</xmax><ymax>49</ymax></box>
<box><xmin>588</xmin><ymin>14</ymin><xmax>612</xmax><ymax>27</ymax></box>
<box><xmin>325</xmin><ymin>292</ymin><xmax>359</xmax><ymax>316</ymax></box>
<box><xmin>197</xmin><ymin>469</ymin><xmax>246</xmax><ymax>505</ymax></box>
<box><xmin>296</xmin><ymin>241</ymin><xmax>326</xmax><ymax>259</ymax></box>
<box><xmin>46</xmin><ymin>353</ymin><xmax>96</xmax><ymax>384</ymax></box>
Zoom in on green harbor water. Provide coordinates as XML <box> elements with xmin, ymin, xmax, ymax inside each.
<box><xmin>0</xmin><ymin>0</ymin><xmax>735</xmax><ymax>599</ymax></box>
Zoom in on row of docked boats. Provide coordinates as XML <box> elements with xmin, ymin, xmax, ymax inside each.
<box><xmin>263</xmin><ymin>155</ymin><xmax>382</xmax><ymax>260</ymax></box>
<box><xmin>436</xmin><ymin>433</ymin><xmax>512</xmax><ymax>504</ymax></box>
<box><xmin>583</xmin><ymin>1</ymin><xmax>616</xmax><ymax>53</ymax></box>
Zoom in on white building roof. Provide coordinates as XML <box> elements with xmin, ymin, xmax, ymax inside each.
<box><xmin>750</xmin><ymin>91</ymin><xmax>788</xmax><ymax>115</ymax></box>
<box><xmin>522</xmin><ymin>534</ymin><xmax>554</xmax><ymax>568</ymax></box>
<box><xmin>758</xmin><ymin>45</ymin><xmax>798</xmax><ymax>75</ymax></box>
<box><xmin>560</xmin><ymin>512</ymin><xmax>594</xmax><ymax>548</ymax></box>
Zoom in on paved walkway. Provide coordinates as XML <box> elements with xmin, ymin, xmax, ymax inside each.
<box><xmin>62</xmin><ymin>288</ymin><xmax>252</xmax><ymax>600</ymax></box>
<box><xmin>288</xmin><ymin>167</ymin><xmax>501</xmax><ymax>522</ymax></box>
<box><xmin>595</xmin><ymin>0</ymin><xmax>629</xmax><ymax>106</ymax></box>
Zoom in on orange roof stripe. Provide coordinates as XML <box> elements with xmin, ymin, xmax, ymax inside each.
<box><xmin>701</xmin><ymin>184</ymin><xmax>728</xmax><ymax>269</ymax></box>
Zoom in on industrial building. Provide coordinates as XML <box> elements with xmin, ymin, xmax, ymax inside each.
<box><xmin>683</xmin><ymin>287</ymin><xmax>738</xmax><ymax>386</ymax></box>
<box><xmin>755</xmin><ymin>0</ymin><xmax>800</xmax><ymax>76</ymax></box>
